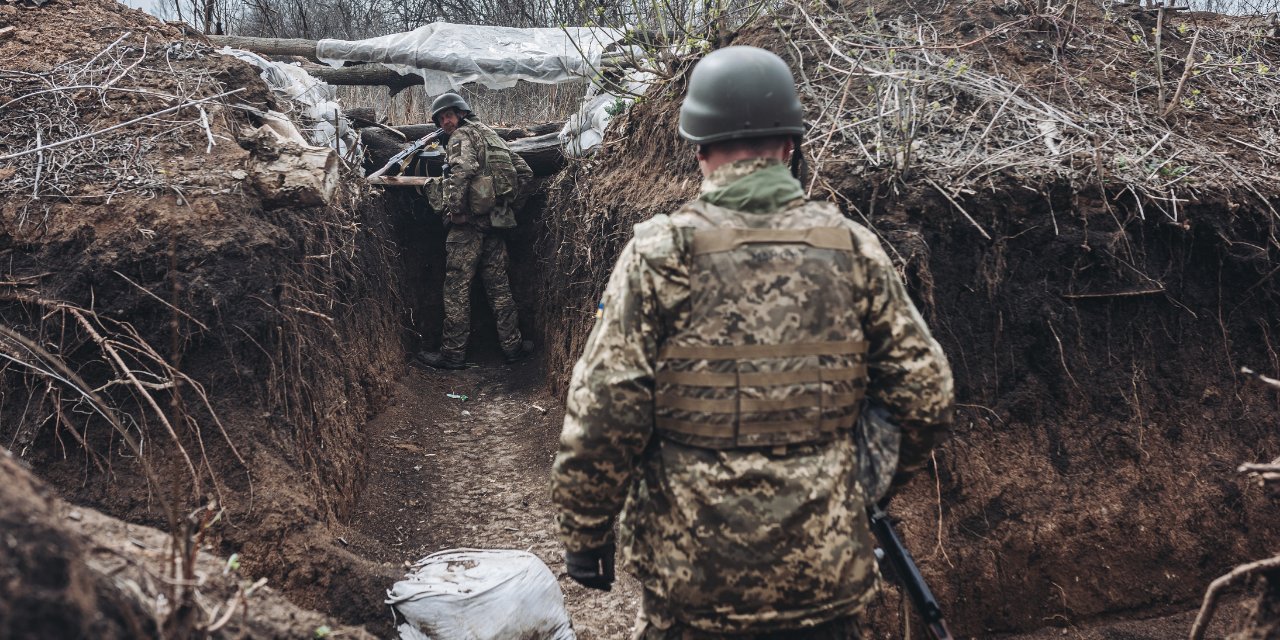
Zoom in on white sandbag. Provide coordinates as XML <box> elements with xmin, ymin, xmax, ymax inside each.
<box><xmin>218</xmin><ymin>48</ymin><xmax>359</xmax><ymax>161</ymax></box>
<box><xmin>387</xmin><ymin>548</ymin><xmax>576</xmax><ymax>640</ymax></box>
<box><xmin>560</xmin><ymin>65</ymin><xmax>654</xmax><ymax>157</ymax></box>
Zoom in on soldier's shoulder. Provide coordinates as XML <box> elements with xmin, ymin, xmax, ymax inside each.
<box><xmin>794</xmin><ymin>200</ymin><xmax>890</xmax><ymax>263</ymax></box>
<box><xmin>633</xmin><ymin>209</ymin><xmax>696</xmax><ymax>273</ymax></box>
<box><xmin>471</xmin><ymin>121</ymin><xmax>505</xmax><ymax>142</ymax></box>
<box><xmin>454</xmin><ymin>123</ymin><xmax>485</xmax><ymax>143</ymax></box>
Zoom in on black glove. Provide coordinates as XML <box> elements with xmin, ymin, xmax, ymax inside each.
<box><xmin>565</xmin><ymin>542</ymin><xmax>615</xmax><ymax>592</ymax></box>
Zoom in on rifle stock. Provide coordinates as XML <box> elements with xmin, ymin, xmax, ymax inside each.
<box><xmin>868</xmin><ymin>505</ymin><xmax>955</xmax><ymax>640</ymax></box>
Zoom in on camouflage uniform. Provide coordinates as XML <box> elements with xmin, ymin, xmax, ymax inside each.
<box><xmin>438</xmin><ymin>116</ymin><xmax>533</xmax><ymax>360</ymax></box>
<box><xmin>552</xmin><ymin>158</ymin><xmax>954</xmax><ymax>634</ymax></box>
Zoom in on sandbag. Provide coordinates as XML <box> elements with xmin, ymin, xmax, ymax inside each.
<box><xmin>387</xmin><ymin>548</ymin><xmax>576</xmax><ymax>640</ymax></box>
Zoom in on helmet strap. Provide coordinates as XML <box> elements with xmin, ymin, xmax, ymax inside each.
<box><xmin>789</xmin><ymin>135</ymin><xmax>805</xmax><ymax>182</ymax></box>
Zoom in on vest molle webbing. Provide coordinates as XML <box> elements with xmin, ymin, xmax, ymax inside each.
<box><xmin>654</xmin><ymin>226</ymin><xmax>868</xmax><ymax>449</ymax></box>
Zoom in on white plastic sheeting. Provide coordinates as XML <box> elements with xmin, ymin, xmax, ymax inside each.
<box><xmin>316</xmin><ymin>23</ymin><xmax>623</xmax><ymax>95</ymax></box>
<box><xmin>219</xmin><ymin>48</ymin><xmax>359</xmax><ymax>161</ymax></box>
<box><xmin>387</xmin><ymin>548</ymin><xmax>576</xmax><ymax>640</ymax></box>
<box><xmin>560</xmin><ymin>69</ymin><xmax>653</xmax><ymax>157</ymax></box>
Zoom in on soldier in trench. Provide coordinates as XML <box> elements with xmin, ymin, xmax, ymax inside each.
<box><xmin>551</xmin><ymin>47</ymin><xmax>955</xmax><ymax>638</ymax></box>
<box><xmin>416</xmin><ymin>92</ymin><xmax>535</xmax><ymax>369</ymax></box>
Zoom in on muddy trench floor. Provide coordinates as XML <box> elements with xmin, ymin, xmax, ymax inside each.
<box><xmin>329</xmin><ymin>355</ymin><xmax>1252</xmax><ymax>639</ymax></box>
<box><xmin>333</xmin><ymin>352</ymin><xmax>641</xmax><ymax>639</ymax></box>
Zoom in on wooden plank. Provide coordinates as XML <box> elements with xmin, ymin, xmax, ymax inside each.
<box><xmin>367</xmin><ymin>176</ymin><xmax>433</xmax><ymax>186</ymax></box>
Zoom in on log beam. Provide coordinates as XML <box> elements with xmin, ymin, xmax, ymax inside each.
<box><xmin>367</xmin><ymin>176</ymin><xmax>431</xmax><ymax>186</ymax></box>
<box><xmin>208</xmin><ymin>35</ymin><xmax>322</xmax><ymax>61</ymax></box>
<box><xmin>306</xmin><ymin>65</ymin><xmax>422</xmax><ymax>92</ymax></box>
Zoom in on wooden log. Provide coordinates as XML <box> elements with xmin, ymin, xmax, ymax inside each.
<box><xmin>207</xmin><ymin>35</ymin><xmax>322</xmax><ymax>60</ymax></box>
<box><xmin>306</xmin><ymin>65</ymin><xmax>421</xmax><ymax>93</ymax></box>
<box><xmin>210</xmin><ymin>33</ymin><xmax>637</xmax><ymax>86</ymax></box>
<box><xmin>361</xmin><ymin>128</ymin><xmax>565</xmax><ymax>178</ymax></box>
<box><xmin>509</xmin><ymin>132</ymin><xmax>566</xmax><ymax>175</ymax></box>
<box><xmin>367</xmin><ymin>176</ymin><xmax>432</xmax><ymax>186</ymax></box>
<box><xmin>390</xmin><ymin>122</ymin><xmax>561</xmax><ymax>142</ymax></box>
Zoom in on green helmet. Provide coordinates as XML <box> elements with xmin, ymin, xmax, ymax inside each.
<box><xmin>431</xmin><ymin>92</ymin><xmax>472</xmax><ymax>124</ymax></box>
<box><xmin>679</xmin><ymin>46</ymin><xmax>805</xmax><ymax>144</ymax></box>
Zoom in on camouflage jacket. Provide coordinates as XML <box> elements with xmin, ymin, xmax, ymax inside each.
<box><xmin>551</xmin><ymin>158</ymin><xmax>954</xmax><ymax>632</ymax></box>
<box><xmin>444</xmin><ymin>116</ymin><xmax>533</xmax><ymax>228</ymax></box>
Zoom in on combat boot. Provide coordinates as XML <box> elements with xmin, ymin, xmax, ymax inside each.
<box><xmin>504</xmin><ymin>340</ymin><xmax>536</xmax><ymax>364</ymax></box>
<box><xmin>414</xmin><ymin>351</ymin><xmax>465</xmax><ymax>370</ymax></box>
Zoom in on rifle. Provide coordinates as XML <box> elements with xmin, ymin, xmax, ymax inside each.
<box><xmin>868</xmin><ymin>505</ymin><xmax>955</xmax><ymax>640</ymax></box>
<box><xmin>366</xmin><ymin>128</ymin><xmax>445</xmax><ymax>182</ymax></box>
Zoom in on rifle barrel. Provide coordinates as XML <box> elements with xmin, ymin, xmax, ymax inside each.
<box><xmin>869</xmin><ymin>506</ymin><xmax>953</xmax><ymax>640</ymax></box>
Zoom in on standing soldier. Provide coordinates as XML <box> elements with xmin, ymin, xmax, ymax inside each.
<box><xmin>416</xmin><ymin>93</ymin><xmax>535</xmax><ymax>369</ymax></box>
<box><xmin>551</xmin><ymin>47</ymin><xmax>955</xmax><ymax>637</ymax></box>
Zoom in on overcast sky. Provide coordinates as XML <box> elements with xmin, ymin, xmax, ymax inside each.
<box><xmin>118</xmin><ymin>0</ymin><xmax>165</xmax><ymax>18</ymax></box>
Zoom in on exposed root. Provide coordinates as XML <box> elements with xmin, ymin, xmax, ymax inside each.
<box><xmin>1191</xmin><ymin>555</ymin><xmax>1280</xmax><ymax>640</ymax></box>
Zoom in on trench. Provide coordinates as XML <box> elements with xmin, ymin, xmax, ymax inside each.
<box><xmin>4</xmin><ymin>1</ymin><xmax>1277</xmax><ymax>636</ymax></box>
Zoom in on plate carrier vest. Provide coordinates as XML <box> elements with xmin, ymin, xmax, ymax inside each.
<box><xmin>654</xmin><ymin>225</ymin><xmax>868</xmax><ymax>450</ymax></box>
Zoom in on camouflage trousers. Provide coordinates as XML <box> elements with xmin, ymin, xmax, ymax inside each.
<box><xmin>440</xmin><ymin>224</ymin><xmax>522</xmax><ymax>360</ymax></box>
<box><xmin>632</xmin><ymin>616</ymin><xmax>862</xmax><ymax>640</ymax></box>
<box><xmin>633</xmin><ymin>596</ymin><xmax>862</xmax><ymax>640</ymax></box>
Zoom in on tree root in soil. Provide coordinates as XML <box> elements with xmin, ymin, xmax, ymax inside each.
<box><xmin>1191</xmin><ymin>555</ymin><xmax>1280</xmax><ymax>640</ymax></box>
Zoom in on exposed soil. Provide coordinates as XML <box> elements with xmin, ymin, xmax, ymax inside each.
<box><xmin>3</xmin><ymin>0</ymin><xmax>1280</xmax><ymax>637</ymax></box>
<box><xmin>0</xmin><ymin>448</ymin><xmax>373</xmax><ymax>639</ymax></box>
<box><xmin>1</xmin><ymin>0</ymin><xmax>404</xmax><ymax>632</ymax></box>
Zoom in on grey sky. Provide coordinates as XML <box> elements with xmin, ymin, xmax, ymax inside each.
<box><xmin>117</xmin><ymin>0</ymin><xmax>166</xmax><ymax>19</ymax></box>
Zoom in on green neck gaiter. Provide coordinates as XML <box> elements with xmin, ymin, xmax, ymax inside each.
<box><xmin>699</xmin><ymin>163</ymin><xmax>805</xmax><ymax>214</ymax></box>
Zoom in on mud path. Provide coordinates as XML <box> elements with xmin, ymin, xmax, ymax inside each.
<box><xmin>336</xmin><ymin>355</ymin><xmax>640</xmax><ymax>638</ymax></box>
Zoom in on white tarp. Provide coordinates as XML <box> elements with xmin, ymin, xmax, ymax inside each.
<box><xmin>315</xmin><ymin>22</ymin><xmax>624</xmax><ymax>95</ymax></box>
<box><xmin>387</xmin><ymin>548</ymin><xmax>576</xmax><ymax>640</ymax></box>
<box><xmin>218</xmin><ymin>48</ymin><xmax>359</xmax><ymax>161</ymax></box>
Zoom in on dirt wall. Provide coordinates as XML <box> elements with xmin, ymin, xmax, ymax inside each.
<box><xmin>533</xmin><ymin>33</ymin><xmax>1280</xmax><ymax>639</ymax></box>
<box><xmin>0</xmin><ymin>0</ymin><xmax>407</xmax><ymax>625</ymax></box>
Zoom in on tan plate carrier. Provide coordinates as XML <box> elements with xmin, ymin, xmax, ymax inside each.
<box><xmin>654</xmin><ymin>226</ymin><xmax>867</xmax><ymax>450</ymax></box>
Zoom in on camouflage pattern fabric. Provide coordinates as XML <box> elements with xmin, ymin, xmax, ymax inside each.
<box><xmin>440</xmin><ymin>224</ymin><xmax>522</xmax><ymax>360</ymax></box>
<box><xmin>443</xmin><ymin>116</ymin><xmax>532</xmax><ymax>228</ymax></box>
<box><xmin>551</xmin><ymin>158</ymin><xmax>954</xmax><ymax>632</ymax></box>
<box><xmin>436</xmin><ymin>115</ymin><xmax>529</xmax><ymax>361</ymax></box>
<box><xmin>633</xmin><ymin>605</ymin><xmax>862</xmax><ymax>640</ymax></box>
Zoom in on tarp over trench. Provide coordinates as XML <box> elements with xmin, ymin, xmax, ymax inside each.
<box><xmin>315</xmin><ymin>23</ymin><xmax>624</xmax><ymax>95</ymax></box>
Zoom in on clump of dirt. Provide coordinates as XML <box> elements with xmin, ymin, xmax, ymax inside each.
<box><xmin>534</xmin><ymin>0</ymin><xmax>1280</xmax><ymax>636</ymax></box>
<box><xmin>0</xmin><ymin>450</ymin><xmax>155</xmax><ymax>639</ymax></box>
<box><xmin>0</xmin><ymin>448</ymin><xmax>374</xmax><ymax>639</ymax></box>
<box><xmin>1</xmin><ymin>0</ymin><xmax>406</xmax><ymax>630</ymax></box>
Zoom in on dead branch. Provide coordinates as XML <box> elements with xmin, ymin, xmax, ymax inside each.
<box><xmin>1190</xmin><ymin>555</ymin><xmax>1280</xmax><ymax>640</ymax></box>
<box><xmin>1062</xmin><ymin>287</ymin><xmax>1166</xmax><ymax>299</ymax></box>
<box><xmin>1163</xmin><ymin>28</ymin><xmax>1201</xmax><ymax>116</ymax></box>
<box><xmin>0</xmin><ymin>322</ymin><xmax>174</xmax><ymax>527</ymax></box>
<box><xmin>925</xmin><ymin>178</ymin><xmax>992</xmax><ymax>240</ymax></box>
<box><xmin>0</xmin><ymin>88</ymin><xmax>245</xmax><ymax>161</ymax></box>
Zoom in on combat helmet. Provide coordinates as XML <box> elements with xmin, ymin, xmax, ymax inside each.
<box><xmin>679</xmin><ymin>46</ymin><xmax>805</xmax><ymax>144</ymax></box>
<box><xmin>431</xmin><ymin>92</ymin><xmax>472</xmax><ymax>125</ymax></box>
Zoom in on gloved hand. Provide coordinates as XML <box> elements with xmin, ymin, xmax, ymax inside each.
<box><xmin>565</xmin><ymin>542</ymin><xmax>615</xmax><ymax>592</ymax></box>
